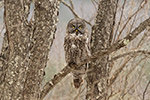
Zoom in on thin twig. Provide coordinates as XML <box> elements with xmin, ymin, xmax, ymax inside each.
<box><xmin>117</xmin><ymin>0</ymin><xmax>147</xmax><ymax>40</ymax></box>
<box><xmin>121</xmin><ymin>55</ymin><xmax>147</xmax><ymax>99</ymax></box>
<box><xmin>92</xmin><ymin>0</ymin><xmax>98</xmax><ymax>4</ymax></box>
<box><xmin>110</xmin><ymin>0</ymin><xmax>119</xmax><ymax>44</ymax></box>
<box><xmin>61</xmin><ymin>0</ymin><xmax>92</xmax><ymax>26</ymax></box>
<box><xmin>137</xmin><ymin>28</ymin><xmax>149</xmax><ymax>47</ymax></box>
<box><xmin>109</xmin><ymin>50</ymin><xmax>150</xmax><ymax>62</ymax></box>
<box><xmin>128</xmin><ymin>11</ymin><xmax>137</xmax><ymax>33</ymax></box>
<box><xmin>69</xmin><ymin>0</ymin><xmax>74</xmax><ymax>9</ymax></box>
<box><xmin>109</xmin><ymin>58</ymin><xmax>131</xmax><ymax>87</ymax></box>
<box><xmin>74</xmin><ymin>86</ymin><xmax>86</xmax><ymax>100</ymax></box>
<box><xmin>61</xmin><ymin>0</ymin><xmax>78</xmax><ymax>18</ymax></box>
<box><xmin>113</xmin><ymin>0</ymin><xmax>127</xmax><ymax>43</ymax></box>
<box><xmin>143</xmin><ymin>80</ymin><xmax>150</xmax><ymax>100</ymax></box>
<box><xmin>40</xmin><ymin>17</ymin><xmax>150</xmax><ymax>99</ymax></box>
<box><xmin>91</xmin><ymin>0</ymin><xmax>97</xmax><ymax>10</ymax></box>
<box><xmin>123</xmin><ymin>62</ymin><xmax>145</xmax><ymax>97</ymax></box>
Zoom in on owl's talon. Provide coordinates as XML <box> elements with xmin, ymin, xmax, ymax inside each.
<box><xmin>73</xmin><ymin>78</ymin><xmax>83</xmax><ymax>88</ymax></box>
<box><xmin>68</xmin><ymin>62</ymin><xmax>77</xmax><ymax>68</ymax></box>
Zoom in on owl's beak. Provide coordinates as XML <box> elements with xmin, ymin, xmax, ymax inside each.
<box><xmin>75</xmin><ymin>29</ymin><xmax>78</xmax><ymax>32</ymax></box>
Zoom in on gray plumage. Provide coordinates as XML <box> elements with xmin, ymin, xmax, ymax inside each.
<box><xmin>64</xmin><ymin>18</ymin><xmax>90</xmax><ymax>88</ymax></box>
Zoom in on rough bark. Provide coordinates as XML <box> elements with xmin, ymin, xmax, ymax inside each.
<box><xmin>0</xmin><ymin>0</ymin><xmax>59</xmax><ymax>100</ymax></box>
<box><xmin>86</xmin><ymin>0</ymin><xmax>118</xmax><ymax>100</ymax></box>
<box><xmin>0</xmin><ymin>1</ymin><xmax>32</xmax><ymax>99</ymax></box>
<box><xmin>40</xmin><ymin>2</ymin><xmax>150</xmax><ymax>100</ymax></box>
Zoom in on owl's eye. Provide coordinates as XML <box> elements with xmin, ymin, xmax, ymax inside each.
<box><xmin>72</xmin><ymin>26</ymin><xmax>75</xmax><ymax>28</ymax></box>
<box><xmin>79</xmin><ymin>26</ymin><xmax>82</xmax><ymax>29</ymax></box>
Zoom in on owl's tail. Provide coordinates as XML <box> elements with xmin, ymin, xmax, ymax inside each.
<box><xmin>73</xmin><ymin>64</ymin><xmax>87</xmax><ymax>88</ymax></box>
<box><xmin>73</xmin><ymin>76</ymin><xmax>83</xmax><ymax>88</ymax></box>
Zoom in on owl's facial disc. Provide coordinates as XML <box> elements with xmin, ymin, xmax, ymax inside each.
<box><xmin>67</xmin><ymin>19</ymin><xmax>86</xmax><ymax>36</ymax></box>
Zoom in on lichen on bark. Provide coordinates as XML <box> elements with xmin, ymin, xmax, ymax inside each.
<box><xmin>86</xmin><ymin>0</ymin><xmax>118</xmax><ymax>100</ymax></box>
<box><xmin>0</xmin><ymin>0</ymin><xmax>60</xmax><ymax>100</ymax></box>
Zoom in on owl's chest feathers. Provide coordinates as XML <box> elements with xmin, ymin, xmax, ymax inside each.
<box><xmin>64</xmin><ymin>37</ymin><xmax>86</xmax><ymax>55</ymax></box>
<box><xmin>64</xmin><ymin>36</ymin><xmax>89</xmax><ymax>64</ymax></box>
<box><xmin>71</xmin><ymin>44</ymin><xmax>76</xmax><ymax>48</ymax></box>
<box><xmin>69</xmin><ymin>39</ymin><xmax>86</xmax><ymax>50</ymax></box>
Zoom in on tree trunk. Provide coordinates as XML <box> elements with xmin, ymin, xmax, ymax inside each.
<box><xmin>86</xmin><ymin>0</ymin><xmax>118</xmax><ymax>100</ymax></box>
<box><xmin>0</xmin><ymin>0</ymin><xmax>59</xmax><ymax>100</ymax></box>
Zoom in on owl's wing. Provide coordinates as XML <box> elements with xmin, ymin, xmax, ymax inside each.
<box><xmin>64</xmin><ymin>35</ymin><xmax>69</xmax><ymax>46</ymax></box>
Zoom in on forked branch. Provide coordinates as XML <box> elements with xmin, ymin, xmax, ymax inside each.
<box><xmin>40</xmin><ymin>17</ymin><xmax>150</xmax><ymax>99</ymax></box>
<box><xmin>61</xmin><ymin>0</ymin><xmax>92</xmax><ymax>26</ymax></box>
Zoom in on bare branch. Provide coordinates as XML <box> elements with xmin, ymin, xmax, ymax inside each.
<box><xmin>69</xmin><ymin>0</ymin><xmax>74</xmax><ymax>9</ymax></box>
<box><xmin>107</xmin><ymin>17</ymin><xmax>150</xmax><ymax>86</ymax></box>
<box><xmin>123</xmin><ymin>62</ymin><xmax>145</xmax><ymax>98</ymax></box>
<box><xmin>92</xmin><ymin>0</ymin><xmax>98</xmax><ymax>4</ymax></box>
<box><xmin>40</xmin><ymin>65</ymin><xmax>73</xmax><ymax>99</ymax></box>
<box><xmin>113</xmin><ymin>0</ymin><xmax>127</xmax><ymax>43</ymax></box>
<box><xmin>121</xmin><ymin>56</ymin><xmax>147</xmax><ymax>99</ymax></box>
<box><xmin>117</xmin><ymin>0</ymin><xmax>147</xmax><ymax>40</ymax></box>
<box><xmin>40</xmin><ymin>17</ymin><xmax>150</xmax><ymax>99</ymax></box>
<box><xmin>109</xmin><ymin>0</ymin><xmax>119</xmax><ymax>44</ymax></box>
<box><xmin>61</xmin><ymin>0</ymin><xmax>78</xmax><ymax>18</ymax></box>
<box><xmin>61</xmin><ymin>0</ymin><xmax>92</xmax><ymax>26</ymax></box>
<box><xmin>109</xmin><ymin>58</ymin><xmax>131</xmax><ymax>87</ymax></box>
<box><xmin>102</xmin><ymin>17</ymin><xmax>150</xmax><ymax>56</ymax></box>
<box><xmin>143</xmin><ymin>80</ymin><xmax>150</xmax><ymax>100</ymax></box>
<box><xmin>109</xmin><ymin>50</ymin><xmax>150</xmax><ymax>62</ymax></box>
<box><xmin>74</xmin><ymin>86</ymin><xmax>86</xmax><ymax>100</ymax></box>
<box><xmin>137</xmin><ymin>28</ymin><xmax>149</xmax><ymax>47</ymax></box>
<box><xmin>128</xmin><ymin>12</ymin><xmax>137</xmax><ymax>33</ymax></box>
<box><xmin>91</xmin><ymin>0</ymin><xmax>98</xmax><ymax>10</ymax></box>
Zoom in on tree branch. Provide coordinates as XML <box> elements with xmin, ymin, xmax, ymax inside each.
<box><xmin>121</xmin><ymin>56</ymin><xmax>147</xmax><ymax>99</ymax></box>
<box><xmin>113</xmin><ymin>0</ymin><xmax>127</xmax><ymax>43</ymax></box>
<box><xmin>61</xmin><ymin>0</ymin><xmax>92</xmax><ymax>26</ymax></box>
<box><xmin>61</xmin><ymin>0</ymin><xmax>78</xmax><ymax>18</ymax></box>
<box><xmin>116</xmin><ymin>0</ymin><xmax>147</xmax><ymax>41</ymax></box>
<box><xmin>109</xmin><ymin>50</ymin><xmax>150</xmax><ymax>62</ymax></box>
<box><xmin>40</xmin><ymin>17</ymin><xmax>150</xmax><ymax>99</ymax></box>
<box><xmin>97</xmin><ymin>17</ymin><xmax>150</xmax><ymax>57</ymax></box>
<box><xmin>69</xmin><ymin>0</ymin><xmax>74</xmax><ymax>9</ymax></box>
<box><xmin>143</xmin><ymin>80</ymin><xmax>150</xmax><ymax>100</ymax></box>
<box><xmin>109</xmin><ymin>58</ymin><xmax>131</xmax><ymax>87</ymax></box>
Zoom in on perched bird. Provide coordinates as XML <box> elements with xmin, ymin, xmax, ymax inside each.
<box><xmin>64</xmin><ymin>18</ymin><xmax>90</xmax><ymax>88</ymax></box>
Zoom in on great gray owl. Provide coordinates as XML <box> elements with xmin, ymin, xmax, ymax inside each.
<box><xmin>64</xmin><ymin>18</ymin><xmax>90</xmax><ymax>88</ymax></box>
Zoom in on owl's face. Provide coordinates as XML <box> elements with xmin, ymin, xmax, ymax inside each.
<box><xmin>67</xmin><ymin>19</ymin><xmax>86</xmax><ymax>37</ymax></box>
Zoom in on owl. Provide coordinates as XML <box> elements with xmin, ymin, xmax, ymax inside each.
<box><xmin>64</xmin><ymin>18</ymin><xmax>90</xmax><ymax>88</ymax></box>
